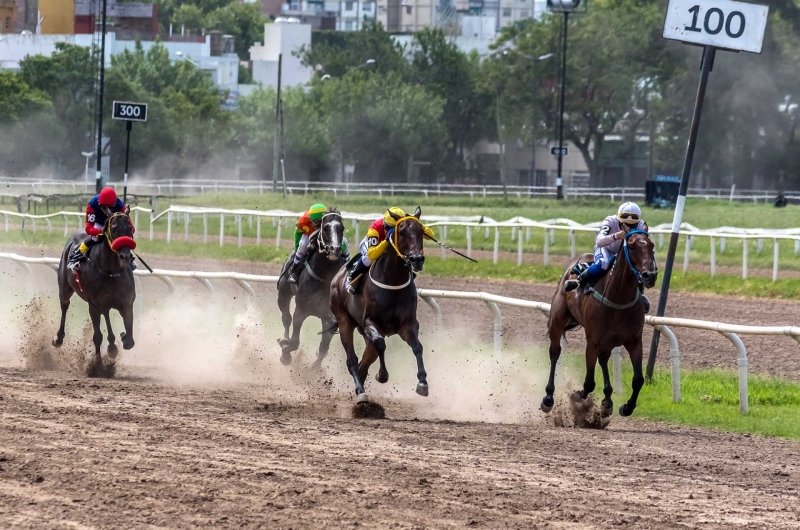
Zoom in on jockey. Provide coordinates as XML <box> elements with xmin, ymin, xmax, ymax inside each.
<box><xmin>565</xmin><ymin>202</ymin><xmax>647</xmax><ymax>296</ymax></box>
<box><xmin>67</xmin><ymin>187</ymin><xmax>129</xmax><ymax>271</ymax></box>
<box><xmin>288</xmin><ymin>203</ymin><xmax>327</xmax><ymax>285</ymax></box>
<box><xmin>346</xmin><ymin>206</ymin><xmax>434</xmax><ymax>294</ymax></box>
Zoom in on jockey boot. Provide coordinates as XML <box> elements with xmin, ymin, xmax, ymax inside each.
<box><xmin>288</xmin><ymin>258</ymin><xmax>304</xmax><ymax>286</ymax></box>
<box><xmin>67</xmin><ymin>238</ymin><xmax>96</xmax><ymax>271</ymax></box>
<box><xmin>565</xmin><ymin>269</ymin><xmax>591</xmax><ymax>292</ymax></box>
<box><xmin>347</xmin><ymin>260</ymin><xmax>369</xmax><ymax>295</ymax></box>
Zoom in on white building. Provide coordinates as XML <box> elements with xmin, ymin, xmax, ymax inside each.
<box><xmin>249</xmin><ymin>20</ymin><xmax>313</xmax><ymax>89</ymax></box>
<box><xmin>0</xmin><ymin>32</ymin><xmax>238</xmax><ymax>92</ymax></box>
<box><xmin>280</xmin><ymin>1</ymin><xmax>375</xmax><ymax>31</ymax></box>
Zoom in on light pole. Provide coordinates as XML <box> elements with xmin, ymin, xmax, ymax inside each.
<box><xmin>547</xmin><ymin>0</ymin><xmax>583</xmax><ymax>200</ymax></box>
<box><xmin>81</xmin><ymin>151</ymin><xmax>93</xmax><ymax>193</ymax></box>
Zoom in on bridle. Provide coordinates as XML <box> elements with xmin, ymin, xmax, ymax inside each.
<box><xmin>622</xmin><ymin>229</ymin><xmax>649</xmax><ymax>285</ymax></box>
<box><xmin>316</xmin><ymin>211</ymin><xmax>342</xmax><ymax>255</ymax></box>
<box><xmin>591</xmin><ymin>229</ymin><xmax>652</xmax><ymax>310</ymax></box>
<box><xmin>103</xmin><ymin>212</ymin><xmax>133</xmax><ymax>254</ymax></box>
<box><xmin>387</xmin><ymin>215</ymin><xmax>424</xmax><ymax>266</ymax></box>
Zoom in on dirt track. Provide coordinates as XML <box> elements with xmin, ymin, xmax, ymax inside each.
<box><xmin>1</xmin><ymin>368</ymin><xmax>799</xmax><ymax>529</ymax></box>
<box><xmin>2</xmin><ymin>249</ymin><xmax>800</xmax><ymax>527</ymax></box>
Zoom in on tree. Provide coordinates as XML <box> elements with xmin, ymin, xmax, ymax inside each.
<box><xmin>203</xmin><ymin>2</ymin><xmax>266</xmax><ymax>59</ymax></box>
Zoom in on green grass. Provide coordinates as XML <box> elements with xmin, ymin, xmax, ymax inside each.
<box><xmin>7</xmin><ymin>228</ymin><xmax>800</xmax><ymax>299</ymax></box>
<box><xmin>559</xmin><ymin>354</ymin><xmax>800</xmax><ymax>439</ymax></box>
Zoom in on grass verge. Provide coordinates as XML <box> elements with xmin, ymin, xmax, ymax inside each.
<box><xmin>559</xmin><ymin>354</ymin><xmax>800</xmax><ymax>439</ymax></box>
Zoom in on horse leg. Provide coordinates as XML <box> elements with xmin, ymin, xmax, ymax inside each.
<box><xmin>362</xmin><ymin>319</ymin><xmax>388</xmax><ymax>384</ymax></box>
<box><xmin>52</xmin><ymin>299</ymin><xmax>70</xmax><ymax>348</ymax></box>
<box><xmin>277</xmin><ymin>289</ymin><xmax>292</xmax><ymax>342</ymax></box>
<box><xmin>280</xmin><ymin>308</ymin><xmax>308</xmax><ymax>366</ymax></box>
<box><xmin>312</xmin><ymin>316</ymin><xmax>336</xmax><ymax>369</ymax></box>
<box><xmin>399</xmin><ymin>322</ymin><xmax>428</xmax><ymax>397</ymax></box>
<box><xmin>119</xmin><ymin>304</ymin><xmax>135</xmax><ymax>350</ymax></box>
<box><xmin>541</xmin><ymin>322</ymin><xmax>567</xmax><ymax>413</ymax></box>
<box><xmin>89</xmin><ymin>306</ymin><xmax>103</xmax><ymax>368</ymax></box>
<box><xmin>339</xmin><ymin>317</ymin><xmax>367</xmax><ymax>400</ymax></box>
<box><xmin>620</xmin><ymin>339</ymin><xmax>645</xmax><ymax>417</ymax></box>
<box><xmin>357</xmin><ymin>342</ymin><xmax>379</xmax><ymax>386</ymax></box>
<box><xmin>104</xmin><ymin>311</ymin><xmax>118</xmax><ymax>359</ymax></box>
<box><xmin>577</xmin><ymin>342</ymin><xmax>599</xmax><ymax>400</ymax></box>
<box><xmin>598</xmin><ymin>350</ymin><xmax>614</xmax><ymax>417</ymax></box>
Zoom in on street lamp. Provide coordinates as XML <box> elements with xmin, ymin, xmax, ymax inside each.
<box><xmin>81</xmin><ymin>151</ymin><xmax>93</xmax><ymax>192</ymax></box>
<box><xmin>547</xmin><ymin>0</ymin><xmax>584</xmax><ymax>200</ymax></box>
<box><xmin>175</xmin><ymin>51</ymin><xmax>201</xmax><ymax>67</ymax></box>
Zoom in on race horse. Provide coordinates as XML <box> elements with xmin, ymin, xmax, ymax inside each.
<box><xmin>542</xmin><ymin>227</ymin><xmax>657</xmax><ymax>417</ymax></box>
<box><xmin>53</xmin><ymin>211</ymin><xmax>137</xmax><ymax>372</ymax></box>
<box><xmin>329</xmin><ymin>207</ymin><xmax>428</xmax><ymax>402</ymax></box>
<box><xmin>276</xmin><ymin>207</ymin><xmax>346</xmax><ymax>366</ymax></box>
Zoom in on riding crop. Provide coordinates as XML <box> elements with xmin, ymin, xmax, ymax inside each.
<box><xmin>425</xmin><ymin>236</ymin><xmax>478</xmax><ymax>263</ymax></box>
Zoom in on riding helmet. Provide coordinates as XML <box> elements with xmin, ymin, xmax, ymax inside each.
<box><xmin>99</xmin><ymin>188</ymin><xmax>118</xmax><ymax>206</ymax></box>
<box><xmin>383</xmin><ymin>206</ymin><xmax>407</xmax><ymax>227</ymax></box>
<box><xmin>309</xmin><ymin>203</ymin><xmax>327</xmax><ymax>223</ymax></box>
<box><xmin>617</xmin><ymin>202</ymin><xmax>642</xmax><ymax>226</ymax></box>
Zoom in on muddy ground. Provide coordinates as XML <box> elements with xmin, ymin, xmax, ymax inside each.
<box><xmin>1</xmin><ymin>248</ymin><xmax>800</xmax><ymax>528</ymax></box>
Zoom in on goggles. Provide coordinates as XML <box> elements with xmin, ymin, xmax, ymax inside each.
<box><xmin>619</xmin><ymin>213</ymin><xmax>640</xmax><ymax>221</ymax></box>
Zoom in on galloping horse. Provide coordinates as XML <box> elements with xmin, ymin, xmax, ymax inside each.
<box><xmin>329</xmin><ymin>207</ymin><xmax>428</xmax><ymax>402</ymax></box>
<box><xmin>542</xmin><ymin>227</ymin><xmax>657</xmax><ymax>417</ymax></box>
<box><xmin>276</xmin><ymin>207</ymin><xmax>346</xmax><ymax>366</ymax></box>
<box><xmin>53</xmin><ymin>211</ymin><xmax>137</xmax><ymax>371</ymax></box>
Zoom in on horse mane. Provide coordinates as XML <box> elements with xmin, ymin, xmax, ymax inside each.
<box><xmin>327</xmin><ymin>206</ymin><xmax>341</xmax><ymax>215</ymax></box>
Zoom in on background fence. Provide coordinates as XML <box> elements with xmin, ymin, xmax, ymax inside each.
<box><xmin>3</xmin><ymin>250</ymin><xmax>800</xmax><ymax>414</ymax></box>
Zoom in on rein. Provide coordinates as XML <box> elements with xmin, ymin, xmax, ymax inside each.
<box><xmin>592</xmin><ymin>229</ymin><xmax>649</xmax><ymax>311</ymax></box>
<box><xmin>367</xmin><ymin>215</ymin><xmax>421</xmax><ymax>291</ymax></box>
<box><xmin>316</xmin><ymin>212</ymin><xmax>341</xmax><ymax>254</ymax></box>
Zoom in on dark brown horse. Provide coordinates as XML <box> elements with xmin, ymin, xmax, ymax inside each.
<box><xmin>276</xmin><ymin>207</ymin><xmax>346</xmax><ymax>366</ymax></box>
<box><xmin>329</xmin><ymin>207</ymin><xmax>428</xmax><ymax>403</ymax></box>
<box><xmin>53</xmin><ymin>211</ymin><xmax>137</xmax><ymax>371</ymax></box>
<box><xmin>542</xmin><ymin>227</ymin><xmax>657</xmax><ymax>417</ymax></box>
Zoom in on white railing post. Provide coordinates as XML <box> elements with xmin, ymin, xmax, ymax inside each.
<box><xmin>354</xmin><ymin>219</ymin><xmax>360</xmax><ymax>244</ymax></box>
<box><xmin>167</xmin><ymin>210</ymin><xmax>172</xmax><ymax>244</ymax></box>
<box><xmin>184</xmin><ymin>213</ymin><xmax>190</xmax><ymax>242</ymax></box>
<box><xmin>219</xmin><ymin>213</ymin><xmax>225</xmax><ymax>247</ymax></box>
<box><xmin>466</xmin><ymin>225</ymin><xmax>472</xmax><ymax>258</ymax></box>
<box><xmin>682</xmin><ymin>235</ymin><xmax>690</xmax><ymax>274</ymax></box>
<box><xmin>203</xmin><ymin>213</ymin><xmax>208</xmax><ymax>244</ymax></box>
<box><xmin>542</xmin><ymin>229</ymin><xmax>549</xmax><ymax>266</ymax></box>
<box><xmin>149</xmin><ymin>211</ymin><xmax>154</xmax><ymax>242</ymax></box>
<box><xmin>420</xmin><ymin>295</ymin><xmax>442</xmax><ymax>326</ymax></box>
<box><xmin>441</xmin><ymin>225</ymin><xmax>447</xmax><ymax>260</ymax></box>
<box><xmin>237</xmin><ymin>215</ymin><xmax>243</xmax><ymax>248</ymax></box>
<box><xmin>570</xmin><ymin>230</ymin><xmax>575</xmax><ymax>259</ymax></box>
<box><xmin>611</xmin><ymin>347</ymin><xmax>622</xmax><ymax>394</ymax></box>
<box><xmin>484</xmin><ymin>301</ymin><xmax>502</xmax><ymax>356</ymax></box>
<box><xmin>654</xmin><ymin>324</ymin><xmax>680</xmax><ymax>404</ymax></box>
<box><xmin>773</xmin><ymin>239</ymin><xmax>779</xmax><ymax>282</ymax></box>
<box><xmin>256</xmin><ymin>216</ymin><xmax>261</xmax><ymax>245</ymax></box>
<box><xmin>722</xmin><ymin>332</ymin><xmax>748</xmax><ymax>414</ymax></box>
<box><xmin>518</xmin><ymin>229</ymin><xmax>524</xmax><ymax>267</ymax></box>
<box><xmin>710</xmin><ymin>235</ymin><xmax>716</xmax><ymax>277</ymax></box>
<box><xmin>275</xmin><ymin>218</ymin><xmax>282</xmax><ymax>250</ymax></box>
<box><xmin>134</xmin><ymin>209</ymin><xmax>139</xmax><ymax>233</ymax></box>
<box><xmin>742</xmin><ymin>238</ymin><xmax>748</xmax><ymax>280</ymax></box>
<box><xmin>493</xmin><ymin>227</ymin><xmax>500</xmax><ymax>265</ymax></box>
<box><xmin>63</xmin><ymin>214</ymin><xmax>68</xmax><ymax>237</ymax></box>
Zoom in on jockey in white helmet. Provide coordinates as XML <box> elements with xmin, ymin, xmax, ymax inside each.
<box><xmin>565</xmin><ymin>202</ymin><xmax>649</xmax><ymax>310</ymax></box>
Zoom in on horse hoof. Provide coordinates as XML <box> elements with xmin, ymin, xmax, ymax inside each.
<box><xmin>375</xmin><ymin>371</ymin><xmax>389</xmax><ymax>384</ymax></box>
<box><xmin>619</xmin><ymin>404</ymin><xmax>634</xmax><ymax>417</ymax></box>
<box><xmin>277</xmin><ymin>338</ymin><xmax>289</xmax><ymax>348</ymax></box>
<box><xmin>52</xmin><ymin>336</ymin><xmax>63</xmax><ymax>348</ymax></box>
<box><xmin>107</xmin><ymin>343</ymin><xmax>119</xmax><ymax>359</ymax></box>
<box><xmin>280</xmin><ymin>352</ymin><xmax>292</xmax><ymax>366</ymax></box>
<box><xmin>120</xmin><ymin>333</ymin><xmax>134</xmax><ymax>350</ymax></box>
<box><xmin>540</xmin><ymin>396</ymin><xmax>554</xmax><ymax>413</ymax></box>
<box><xmin>356</xmin><ymin>392</ymin><xmax>369</xmax><ymax>404</ymax></box>
<box><xmin>570</xmin><ymin>390</ymin><xmax>585</xmax><ymax>403</ymax></box>
<box><xmin>415</xmin><ymin>382</ymin><xmax>429</xmax><ymax>397</ymax></box>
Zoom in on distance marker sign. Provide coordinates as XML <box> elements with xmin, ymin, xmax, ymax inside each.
<box><xmin>112</xmin><ymin>101</ymin><xmax>148</xmax><ymax>122</ymax></box>
<box><xmin>663</xmin><ymin>0</ymin><xmax>769</xmax><ymax>54</ymax></box>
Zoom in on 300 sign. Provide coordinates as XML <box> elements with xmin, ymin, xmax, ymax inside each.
<box><xmin>111</xmin><ymin>101</ymin><xmax>148</xmax><ymax>122</ymax></box>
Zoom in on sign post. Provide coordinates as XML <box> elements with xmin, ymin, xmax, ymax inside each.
<box><xmin>646</xmin><ymin>0</ymin><xmax>768</xmax><ymax>379</ymax></box>
<box><xmin>111</xmin><ymin>101</ymin><xmax>148</xmax><ymax>205</ymax></box>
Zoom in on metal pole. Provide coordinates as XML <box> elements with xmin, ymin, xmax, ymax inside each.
<box><xmin>529</xmin><ymin>57</ymin><xmax>537</xmax><ymax>191</ymax></box>
<box><xmin>272</xmin><ymin>53</ymin><xmax>282</xmax><ymax>193</ymax></box>
<box><xmin>95</xmin><ymin>0</ymin><xmax>108</xmax><ymax>193</ymax></box>
<box><xmin>556</xmin><ymin>12</ymin><xmax>568</xmax><ymax>200</ymax></box>
<box><xmin>123</xmin><ymin>120</ymin><xmax>131</xmax><ymax>204</ymax></box>
<box><xmin>646</xmin><ymin>45</ymin><xmax>716</xmax><ymax>379</ymax></box>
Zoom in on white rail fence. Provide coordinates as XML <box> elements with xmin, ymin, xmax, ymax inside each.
<box><xmin>4</xmin><ymin>205</ymin><xmax>800</xmax><ymax>281</ymax></box>
<box><xmin>3</xmin><ymin>251</ymin><xmax>798</xmax><ymax>414</ymax></box>
<box><xmin>0</xmin><ymin>178</ymin><xmax>795</xmax><ymax>203</ymax></box>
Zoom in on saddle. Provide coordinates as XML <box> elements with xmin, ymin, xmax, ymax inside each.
<box><xmin>570</xmin><ymin>257</ymin><xmax>616</xmax><ymax>293</ymax></box>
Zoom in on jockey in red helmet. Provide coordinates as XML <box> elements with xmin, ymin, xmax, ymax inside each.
<box><xmin>67</xmin><ymin>187</ymin><xmax>133</xmax><ymax>270</ymax></box>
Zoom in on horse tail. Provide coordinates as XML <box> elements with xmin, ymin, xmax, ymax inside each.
<box><xmin>319</xmin><ymin>320</ymin><xmax>339</xmax><ymax>336</ymax></box>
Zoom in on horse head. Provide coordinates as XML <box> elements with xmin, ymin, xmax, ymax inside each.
<box><xmin>105</xmin><ymin>212</ymin><xmax>136</xmax><ymax>269</ymax></box>
<box><xmin>318</xmin><ymin>207</ymin><xmax>344</xmax><ymax>261</ymax></box>
<box><xmin>395</xmin><ymin>206</ymin><xmax>425</xmax><ymax>272</ymax></box>
<box><xmin>624</xmin><ymin>224</ymin><xmax>657</xmax><ymax>289</ymax></box>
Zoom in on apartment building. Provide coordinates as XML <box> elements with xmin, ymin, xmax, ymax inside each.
<box><xmin>280</xmin><ymin>0</ymin><xmax>375</xmax><ymax>30</ymax></box>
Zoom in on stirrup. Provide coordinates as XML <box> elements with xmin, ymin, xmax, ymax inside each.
<box><xmin>564</xmin><ymin>279</ymin><xmax>580</xmax><ymax>292</ymax></box>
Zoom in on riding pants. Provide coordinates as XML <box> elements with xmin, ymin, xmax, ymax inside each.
<box><xmin>294</xmin><ymin>233</ymin><xmax>311</xmax><ymax>263</ymax></box>
<box><xmin>586</xmin><ymin>246</ymin><xmax>613</xmax><ymax>277</ymax></box>
<box><xmin>358</xmin><ymin>237</ymin><xmax>374</xmax><ymax>267</ymax></box>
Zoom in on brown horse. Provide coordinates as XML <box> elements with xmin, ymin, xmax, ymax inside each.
<box><xmin>53</xmin><ymin>211</ymin><xmax>137</xmax><ymax>371</ymax></box>
<box><xmin>542</xmin><ymin>227</ymin><xmax>657</xmax><ymax>417</ymax></box>
<box><xmin>329</xmin><ymin>207</ymin><xmax>428</xmax><ymax>403</ymax></box>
